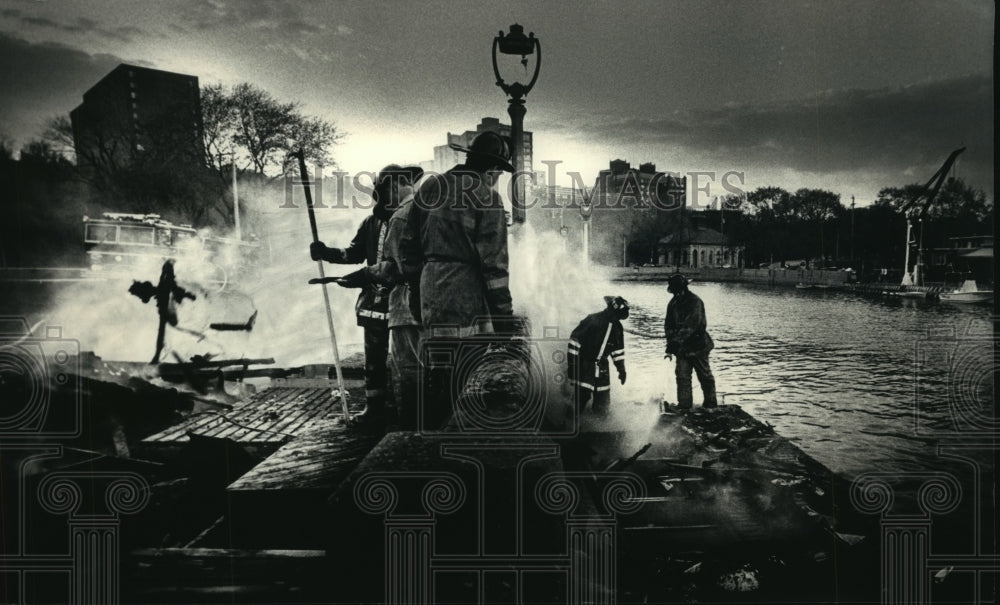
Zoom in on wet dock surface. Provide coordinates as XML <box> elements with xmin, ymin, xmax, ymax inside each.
<box><xmin>142</xmin><ymin>386</ymin><xmax>352</xmax><ymax>447</ymax></box>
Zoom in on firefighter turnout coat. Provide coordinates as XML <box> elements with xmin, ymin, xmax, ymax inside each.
<box><xmin>664</xmin><ymin>290</ymin><xmax>714</xmax><ymax>356</ymax></box>
<box><xmin>400</xmin><ymin>167</ymin><xmax>513</xmax><ymax>336</ymax></box>
<box><xmin>365</xmin><ymin>195</ymin><xmax>419</xmax><ymax>329</ymax></box>
<box><xmin>323</xmin><ymin>214</ymin><xmax>390</xmax><ymax>327</ymax></box>
<box><xmin>568</xmin><ymin>309</ymin><xmax>626</xmax><ymax>393</ymax></box>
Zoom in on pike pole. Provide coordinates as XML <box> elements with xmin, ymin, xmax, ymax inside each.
<box><xmin>296</xmin><ymin>150</ymin><xmax>352</xmax><ymax>425</ymax></box>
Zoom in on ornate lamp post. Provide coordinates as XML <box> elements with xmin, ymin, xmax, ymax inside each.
<box><xmin>493</xmin><ymin>24</ymin><xmax>540</xmax><ymax>225</ymax></box>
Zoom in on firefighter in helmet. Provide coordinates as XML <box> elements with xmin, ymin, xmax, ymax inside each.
<box><xmin>567</xmin><ymin>296</ymin><xmax>629</xmax><ymax>416</ymax></box>
<box><xmin>664</xmin><ymin>273</ymin><xmax>717</xmax><ymax>409</ymax></box>
<box><xmin>310</xmin><ymin>164</ymin><xmax>423</xmax><ymax>429</ymax></box>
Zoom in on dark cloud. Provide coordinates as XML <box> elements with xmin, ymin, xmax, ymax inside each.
<box><xmin>4</xmin><ymin>11</ymin><xmax>147</xmax><ymax>43</ymax></box>
<box><xmin>550</xmin><ymin>73</ymin><xmax>993</xmax><ymax>193</ymax></box>
<box><xmin>0</xmin><ymin>33</ymin><xmax>130</xmax><ymax>145</ymax></box>
<box><xmin>177</xmin><ymin>0</ymin><xmax>332</xmax><ymax>37</ymax></box>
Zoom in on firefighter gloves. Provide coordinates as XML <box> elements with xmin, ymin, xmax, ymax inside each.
<box><xmin>310</xmin><ymin>241</ymin><xmax>329</xmax><ymax>262</ymax></box>
<box><xmin>338</xmin><ymin>269</ymin><xmax>367</xmax><ymax>289</ymax></box>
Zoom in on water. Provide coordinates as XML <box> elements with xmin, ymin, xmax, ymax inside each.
<box><xmin>31</xmin><ymin>261</ymin><xmax>991</xmax><ymax>480</ymax></box>
<box><xmin>614</xmin><ymin>281</ymin><xmax>995</xmax><ymax>478</ymax></box>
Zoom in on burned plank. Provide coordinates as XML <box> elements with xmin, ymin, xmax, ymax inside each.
<box><xmin>142</xmin><ymin>386</ymin><xmax>339</xmax><ymax>446</ymax></box>
<box><xmin>228</xmin><ymin>429</ymin><xmax>380</xmax><ymax>492</ymax></box>
<box><xmin>225</xmin><ymin>426</ymin><xmax>381</xmax><ymax>548</ymax></box>
<box><xmin>161</xmin><ymin>356</ymin><xmax>276</xmax><ymax>369</ymax></box>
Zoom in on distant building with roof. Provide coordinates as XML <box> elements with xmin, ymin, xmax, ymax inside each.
<box><xmin>924</xmin><ymin>234</ymin><xmax>993</xmax><ymax>285</ymax></box>
<box><xmin>656</xmin><ymin>220</ymin><xmax>745</xmax><ymax>268</ymax></box>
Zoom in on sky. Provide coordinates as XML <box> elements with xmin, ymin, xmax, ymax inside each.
<box><xmin>0</xmin><ymin>0</ymin><xmax>994</xmax><ymax>205</ymax></box>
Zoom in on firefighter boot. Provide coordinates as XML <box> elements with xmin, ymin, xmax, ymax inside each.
<box><xmin>675</xmin><ymin>356</ymin><xmax>694</xmax><ymax>410</ymax></box>
<box><xmin>701</xmin><ymin>378</ymin><xmax>718</xmax><ymax>409</ymax></box>
<box><xmin>352</xmin><ymin>400</ymin><xmax>386</xmax><ymax>432</ymax></box>
<box><xmin>676</xmin><ymin>376</ymin><xmax>694</xmax><ymax>410</ymax></box>
<box><xmin>591</xmin><ymin>389</ymin><xmax>611</xmax><ymax>419</ymax></box>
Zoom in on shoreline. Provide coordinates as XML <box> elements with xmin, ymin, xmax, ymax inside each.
<box><xmin>610</xmin><ymin>265</ymin><xmax>956</xmax><ymax>297</ymax></box>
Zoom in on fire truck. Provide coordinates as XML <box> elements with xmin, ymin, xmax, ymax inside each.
<box><xmin>83</xmin><ymin>213</ymin><xmax>260</xmax><ymax>288</ymax></box>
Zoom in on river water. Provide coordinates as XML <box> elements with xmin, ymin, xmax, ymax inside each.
<box><xmin>613</xmin><ymin>281</ymin><xmax>995</xmax><ymax>478</ymax></box>
<box><xmin>30</xmin><ymin>259</ymin><xmax>991</xmax><ymax>480</ymax></box>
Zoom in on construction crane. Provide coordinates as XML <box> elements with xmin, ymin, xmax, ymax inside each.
<box><xmin>900</xmin><ymin>147</ymin><xmax>965</xmax><ymax>287</ymax></box>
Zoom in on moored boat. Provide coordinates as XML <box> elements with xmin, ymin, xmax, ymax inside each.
<box><xmin>939</xmin><ymin>279</ymin><xmax>992</xmax><ymax>304</ymax></box>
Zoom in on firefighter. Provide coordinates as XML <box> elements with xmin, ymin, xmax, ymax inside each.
<box><xmin>310</xmin><ymin>165</ymin><xmax>420</xmax><ymax>428</ymax></box>
<box><xmin>567</xmin><ymin>296</ymin><xmax>629</xmax><ymax>416</ymax></box>
<box><xmin>358</xmin><ymin>165</ymin><xmax>424</xmax><ymax>429</ymax></box>
<box><xmin>664</xmin><ymin>273</ymin><xmax>717</xmax><ymax>409</ymax></box>
<box><xmin>398</xmin><ymin>131</ymin><xmax>515</xmax><ymax>426</ymax></box>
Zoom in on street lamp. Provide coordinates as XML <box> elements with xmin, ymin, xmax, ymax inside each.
<box><xmin>493</xmin><ymin>23</ymin><xmax>540</xmax><ymax>225</ymax></box>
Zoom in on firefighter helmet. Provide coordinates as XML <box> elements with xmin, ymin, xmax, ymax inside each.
<box><xmin>604</xmin><ymin>295</ymin><xmax>630</xmax><ymax>318</ymax></box>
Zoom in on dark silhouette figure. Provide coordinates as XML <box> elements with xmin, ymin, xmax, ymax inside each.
<box><xmin>129</xmin><ymin>260</ymin><xmax>196</xmax><ymax>363</ymax></box>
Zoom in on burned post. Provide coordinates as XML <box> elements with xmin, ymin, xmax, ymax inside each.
<box><xmin>128</xmin><ymin>259</ymin><xmax>198</xmax><ymax>364</ymax></box>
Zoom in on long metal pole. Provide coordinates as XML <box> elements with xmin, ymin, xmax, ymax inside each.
<box><xmin>296</xmin><ymin>151</ymin><xmax>351</xmax><ymax>425</ymax></box>
<box><xmin>902</xmin><ymin>222</ymin><xmax>913</xmax><ymax>285</ymax></box>
<box><xmin>232</xmin><ymin>153</ymin><xmax>240</xmax><ymax>241</ymax></box>
<box><xmin>850</xmin><ymin>196</ymin><xmax>855</xmax><ymax>263</ymax></box>
<box><xmin>916</xmin><ymin>218</ymin><xmax>924</xmax><ymax>287</ymax></box>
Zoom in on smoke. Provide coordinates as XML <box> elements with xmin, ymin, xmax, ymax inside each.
<box><xmin>509</xmin><ymin>222</ymin><xmax>666</xmax><ymax>433</ymax></box>
<box><xmin>509</xmin><ymin>223</ymin><xmax>607</xmax><ymax>332</ymax></box>
<box><xmin>38</xmin><ymin>176</ymin><xmax>370</xmax><ymax>367</ymax></box>
<box><xmin>222</xmin><ymin>176</ymin><xmax>368</xmax><ymax>367</ymax></box>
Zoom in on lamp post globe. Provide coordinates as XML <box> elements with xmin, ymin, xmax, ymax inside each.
<box><xmin>492</xmin><ymin>24</ymin><xmax>540</xmax><ymax>225</ymax></box>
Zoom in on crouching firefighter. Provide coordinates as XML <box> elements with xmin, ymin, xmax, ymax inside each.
<box><xmin>310</xmin><ymin>166</ymin><xmax>416</xmax><ymax>428</ymax></box>
<box><xmin>567</xmin><ymin>296</ymin><xmax>629</xmax><ymax>416</ymax></box>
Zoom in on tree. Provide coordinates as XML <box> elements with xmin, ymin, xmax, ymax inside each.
<box><xmin>746</xmin><ymin>186</ymin><xmax>790</xmax><ymax>218</ymax></box>
<box><xmin>35</xmin><ymin>81</ymin><xmax>342</xmax><ymax>232</ymax></box>
<box><xmin>740</xmin><ymin>187</ymin><xmax>792</xmax><ymax>266</ymax></box>
<box><xmin>201</xmin><ymin>83</ymin><xmax>236</xmax><ymax>173</ymax></box>
<box><xmin>223</xmin><ymin>82</ymin><xmax>341</xmax><ymax>176</ymax></box>
<box><xmin>876</xmin><ymin>178</ymin><xmax>992</xmax><ymax>223</ymax></box>
<box><xmin>43</xmin><ymin>111</ymin><xmax>217</xmax><ymax>225</ymax></box>
<box><xmin>788</xmin><ymin>189</ymin><xmax>842</xmax><ymax>266</ymax></box>
<box><xmin>0</xmin><ymin>134</ymin><xmax>15</xmax><ymax>161</ymax></box>
<box><xmin>875</xmin><ymin>177</ymin><xmax>992</xmax><ymax>256</ymax></box>
<box><xmin>19</xmin><ymin>140</ymin><xmax>71</xmax><ymax>167</ymax></box>
<box><xmin>42</xmin><ymin>116</ymin><xmax>76</xmax><ymax>162</ymax></box>
<box><xmin>44</xmin><ymin>111</ymin><xmax>133</xmax><ymax>191</ymax></box>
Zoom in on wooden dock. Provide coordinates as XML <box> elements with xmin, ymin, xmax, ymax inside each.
<box><xmin>141</xmin><ymin>383</ymin><xmax>361</xmax><ymax>448</ymax></box>
<box><xmin>138</xmin><ymin>367</ymin><xmax>379</xmax><ymax>549</ymax></box>
<box><xmin>225</xmin><ymin>420</ymin><xmax>382</xmax><ymax>548</ymax></box>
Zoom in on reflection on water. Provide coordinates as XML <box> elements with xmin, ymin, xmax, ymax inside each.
<box><xmin>616</xmin><ymin>281</ymin><xmax>994</xmax><ymax>477</ymax></box>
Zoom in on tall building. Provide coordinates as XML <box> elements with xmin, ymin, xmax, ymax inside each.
<box><xmin>588</xmin><ymin>160</ymin><xmax>688</xmax><ymax>266</ymax></box>
<box><xmin>430</xmin><ymin>117</ymin><xmax>533</xmax><ymax>175</ymax></box>
<box><xmin>70</xmin><ymin>64</ymin><xmax>204</xmax><ymax>172</ymax></box>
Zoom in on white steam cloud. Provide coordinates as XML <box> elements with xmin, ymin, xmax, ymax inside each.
<box><xmin>40</xmin><ymin>177</ymin><xmax>370</xmax><ymax>367</ymax></box>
